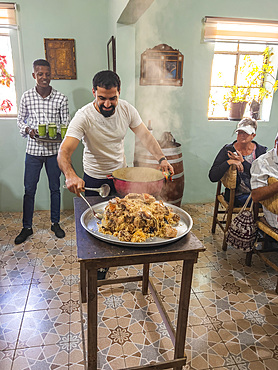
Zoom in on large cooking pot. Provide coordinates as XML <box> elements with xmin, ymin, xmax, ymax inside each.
<box><xmin>109</xmin><ymin>167</ymin><xmax>165</xmax><ymax>198</ymax></box>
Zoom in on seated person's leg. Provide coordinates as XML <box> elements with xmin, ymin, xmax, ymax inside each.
<box><xmin>235</xmin><ymin>193</ymin><xmax>252</xmax><ymax>207</ymax></box>
<box><xmin>224</xmin><ymin>189</ymin><xmax>251</xmax><ymax>207</ymax></box>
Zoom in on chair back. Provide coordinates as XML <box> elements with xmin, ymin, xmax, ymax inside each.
<box><xmin>221</xmin><ymin>164</ymin><xmax>237</xmax><ymax>189</ymax></box>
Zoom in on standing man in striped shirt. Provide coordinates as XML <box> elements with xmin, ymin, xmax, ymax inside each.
<box><xmin>15</xmin><ymin>59</ymin><xmax>70</xmax><ymax>244</ymax></box>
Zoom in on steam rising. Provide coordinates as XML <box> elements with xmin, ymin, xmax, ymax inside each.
<box><xmin>137</xmin><ymin>87</ymin><xmax>182</xmax><ymax>141</ymax></box>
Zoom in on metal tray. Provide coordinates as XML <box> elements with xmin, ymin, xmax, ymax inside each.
<box><xmin>35</xmin><ymin>133</ymin><xmax>62</xmax><ymax>143</ymax></box>
<box><xmin>80</xmin><ymin>200</ymin><xmax>193</xmax><ymax>247</ymax></box>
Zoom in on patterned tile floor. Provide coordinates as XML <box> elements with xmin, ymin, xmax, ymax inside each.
<box><xmin>1</xmin><ymin>203</ymin><xmax>278</xmax><ymax>369</ymax></box>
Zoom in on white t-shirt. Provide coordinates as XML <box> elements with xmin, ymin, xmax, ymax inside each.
<box><xmin>66</xmin><ymin>99</ymin><xmax>142</xmax><ymax>178</ymax></box>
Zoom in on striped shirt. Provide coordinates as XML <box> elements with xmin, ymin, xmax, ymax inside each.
<box><xmin>17</xmin><ymin>87</ymin><xmax>70</xmax><ymax>156</ymax></box>
<box><xmin>250</xmin><ymin>148</ymin><xmax>278</xmax><ymax>228</ymax></box>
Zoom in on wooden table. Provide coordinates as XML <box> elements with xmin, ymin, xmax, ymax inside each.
<box><xmin>74</xmin><ymin>196</ymin><xmax>205</xmax><ymax>370</ymax></box>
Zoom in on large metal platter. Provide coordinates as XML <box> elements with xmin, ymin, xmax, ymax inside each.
<box><xmin>80</xmin><ymin>200</ymin><xmax>193</xmax><ymax>247</ymax></box>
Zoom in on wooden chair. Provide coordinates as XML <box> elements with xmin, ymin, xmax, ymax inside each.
<box><xmin>211</xmin><ymin>164</ymin><xmax>248</xmax><ymax>250</ymax></box>
<box><xmin>245</xmin><ymin>177</ymin><xmax>278</xmax><ymax>293</ymax></box>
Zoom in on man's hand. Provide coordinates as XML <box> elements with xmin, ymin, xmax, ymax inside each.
<box><xmin>26</xmin><ymin>127</ymin><xmax>38</xmax><ymax>139</ymax></box>
<box><xmin>57</xmin><ymin>136</ymin><xmax>82</xmax><ymax>194</ymax></box>
<box><xmin>65</xmin><ymin>175</ymin><xmax>85</xmax><ymax>196</ymax></box>
<box><xmin>160</xmin><ymin>159</ymin><xmax>174</xmax><ymax>176</ymax></box>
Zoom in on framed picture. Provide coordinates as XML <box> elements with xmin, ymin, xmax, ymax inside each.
<box><xmin>107</xmin><ymin>36</ymin><xmax>116</xmax><ymax>72</ymax></box>
<box><xmin>140</xmin><ymin>44</ymin><xmax>184</xmax><ymax>86</ymax></box>
<box><xmin>44</xmin><ymin>38</ymin><xmax>77</xmax><ymax>80</ymax></box>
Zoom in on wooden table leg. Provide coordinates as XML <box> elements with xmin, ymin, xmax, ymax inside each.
<box><xmin>87</xmin><ymin>268</ymin><xmax>98</xmax><ymax>370</ymax></box>
<box><xmin>80</xmin><ymin>262</ymin><xmax>87</xmax><ymax>303</ymax></box>
<box><xmin>174</xmin><ymin>260</ymin><xmax>194</xmax><ymax>370</ymax></box>
<box><xmin>142</xmin><ymin>263</ymin><xmax>149</xmax><ymax>295</ymax></box>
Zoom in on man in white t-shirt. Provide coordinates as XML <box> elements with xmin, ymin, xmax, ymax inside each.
<box><xmin>58</xmin><ymin>70</ymin><xmax>174</xmax><ymax>196</ymax></box>
<box><xmin>58</xmin><ymin>70</ymin><xmax>174</xmax><ymax>279</ymax></box>
<box><xmin>251</xmin><ymin>132</ymin><xmax>278</xmax><ymax>228</ymax></box>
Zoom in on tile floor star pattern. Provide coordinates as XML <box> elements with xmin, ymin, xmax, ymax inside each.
<box><xmin>1</xmin><ymin>204</ymin><xmax>278</xmax><ymax>369</ymax></box>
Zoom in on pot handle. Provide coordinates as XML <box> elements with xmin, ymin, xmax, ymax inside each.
<box><xmin>107</xmin><ymin>174</ymin><xmax>113</xmax><ymax>180</ymax></box>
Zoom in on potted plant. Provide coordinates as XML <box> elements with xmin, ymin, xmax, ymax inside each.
<box><xmin>223</xmin><ymin>85</ymin><xmax>249</xmax><ymax>121</ymax></box>
<box><xmin>223</xmin><ymin>47</ymin><xmax>278</xmax><ymax>121</ymax></box>
<box><xmin>0</xmin><ymin>54</ymin><xmax>13</xmax><ymax>113</ymax></box>
<box><xmin>247</xmin><ymin>47</ymin><xmax>278</xmax><ymax>119</ymax></box>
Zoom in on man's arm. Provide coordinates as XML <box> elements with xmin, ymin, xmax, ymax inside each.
<box><xmin>252</xmin><ymin>182</ymin><xmax>278</xmax><ymax>203</ymax></box>
<box><xmin>17</xmin><ymin>95</ymin><xmax>37</xmax><ymax>139</ymax></box>
<box><xmin>131</xmin><ymin>123</ymin><xmax>174</xmax><ymax>175</ymax></box>
<box><xmin>57</xmin><ymin>136</ymin><xmax>85</xmax><ymax>195</ymax></box>
<box><xmin>250</xmin><ymin>155</ymin><xmax>278</xmax><ymax>202</ymax></box>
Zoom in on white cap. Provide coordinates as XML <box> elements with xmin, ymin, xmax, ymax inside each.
<box><xmin>235</xmin><ymin>125</ymin><xmax>256</xmax><ymax>135</ymax></box>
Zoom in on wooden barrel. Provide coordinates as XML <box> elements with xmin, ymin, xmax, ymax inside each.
<box><xmin>134</xmin><ymin>140</ymin><xmax>184</xmax><ymax>206</ymax></box>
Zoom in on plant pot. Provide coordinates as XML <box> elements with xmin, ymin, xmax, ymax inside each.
<box><xmin>250</xmin><ymin>99</ymin><xmax>260</xmax><ymax>120</ymax></box>
<box><xmin>228</xmin><ymin>101</ymin><xmax>247</xmax><ymax>121</ymax></box>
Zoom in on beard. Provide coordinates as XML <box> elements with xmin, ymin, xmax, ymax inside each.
<box><xmin>99</xmin><ymin>104</ymin><xmax>115</xmax><ymax>117</ymax></box>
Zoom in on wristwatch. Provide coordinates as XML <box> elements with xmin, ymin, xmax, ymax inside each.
<box><xmin>158</xmin><ymin>156</ymin><xmax>167</xmax><ymax>164</ymax></box>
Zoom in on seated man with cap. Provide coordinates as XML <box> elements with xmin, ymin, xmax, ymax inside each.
<box><xmin>209</xmin><ymin>117</ymin><xmax>267</xmax><ymax>206</ymax></box>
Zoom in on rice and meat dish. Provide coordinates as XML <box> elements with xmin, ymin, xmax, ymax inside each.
<box><xmin>98</xmin><ymin>193</ymin><xmax>180</xmax><ymax>242</ymax></box>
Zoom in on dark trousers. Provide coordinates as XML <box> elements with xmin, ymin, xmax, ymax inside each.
<box><xmin>23</xmin><ymin>153</ymin><xmax>61</xmax><ymax>228</ymax></box>
<box><xmin>83</xmin><ymin>172</ymin><xmax>116</xmax><ymax>197</ymax></box>
<box><xmin>224</xmin><ymin>188</ymin><xmax>251</xmax><ymax>207</ymax></box>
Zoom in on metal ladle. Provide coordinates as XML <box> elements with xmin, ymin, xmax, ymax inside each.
<box><xmin>79</xmin><ymin>193</ymin><xmax>102</xmax><ymax>220</ymax></box>
<box><xmin>63</xmin><ymin>183</ymin><xmax>110</xmax><ymax>198</ymax></box>
<box><xmin>84</xmin><ymin>184</ymin><xmax>110</xmax><ymax>198</ymax></box>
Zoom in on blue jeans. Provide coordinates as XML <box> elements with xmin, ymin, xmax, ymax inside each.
<box><xmin>23</xmin><ymin>153</ymin><xmax>61</xmax><ymax>228</ymax></box>
<box><xmin>224</xmin><ymin>188</ymin><xmax>252</xmax><ymax>207</ymax></box>
<box><xmin>83</xmin><ymin>172</ymin><xmax>116</xmax><ymax>197</ymax></box>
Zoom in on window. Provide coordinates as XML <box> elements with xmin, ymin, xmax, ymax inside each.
<box><xmin>208</xmin><ymin>42</ymin><xmax>267</xmax><ymax>119</ymax></box>
<box><xmin>0</xmin><ymin>29</ymin><xmax>17</xmax><ymax>116</ymax></box>
<box><xmin>204</xmin><ymin>17</ymin><xmax>278</xmax><ymax>121</ymax></box>
<box><xmin>0</xmin><ymin>3</ymin><xmax>18</xmax><ymax>117</ymax></box>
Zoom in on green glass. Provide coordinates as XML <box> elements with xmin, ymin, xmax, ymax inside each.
<box><xmin>48</xmin><ymin>124</ymin><xmax>57</xmax><ymax>139</ymax></box>
<box><xmin>60</xmin><ymin>125</ymin><xmax>67</xmax><ymax>139</ymax></box>
<box><xmin>38</xmin><ymin>124</ymin><xmax>46</xmax><ymax>138</ymax></box>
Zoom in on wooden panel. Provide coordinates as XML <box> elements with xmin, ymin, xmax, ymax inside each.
<box><xmin>44</xmin><ymin>38</ymin><xmax>77</xmax><ymax>80</ymax></box>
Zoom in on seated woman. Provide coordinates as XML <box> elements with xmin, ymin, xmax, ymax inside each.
<box><xmin>209</xmin><ymin>118</ymin><xmax>267</xmax><ymax>207</ymax></box>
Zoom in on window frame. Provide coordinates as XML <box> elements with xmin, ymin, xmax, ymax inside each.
<box><xmin>0</xmin><ymin>3</ymin><xmax>25</xmax><ymax>119</ymax></box>
<box><xmin>0</xmin><ymin>30</ymin><xmax>17</xmax><ymax>117</ymax></box>
<box><xmin>208</xmin><ymin>42</ymin><xmax>276</xmax><ymax>121</ymax></box>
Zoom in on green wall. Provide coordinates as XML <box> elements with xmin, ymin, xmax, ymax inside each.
<box><xmin>0</xmin><ymin>0</ymin><xmax>112</xmax><ymax>212</ymax></box>
<box><xmin>1</xmin><ymin>0</ymin><xmax>278</xmax><ymax>212</ymax></box>
<box><xmin>134</xmin><ymin>0</ymin><xmax>278</xmax><ymax>204</ymax></box>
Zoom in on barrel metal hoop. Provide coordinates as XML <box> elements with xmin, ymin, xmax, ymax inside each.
<box><xmin>167</xmin><ymin>157</ymin><xmax>183</xmax><ymax>164</ymax></box>
<box><xmin>172</xmin><ymin>172</ymin><xmax>184</xmax><ymax>180</ymax></box>
<box><xmin>136</xmin><ymin>157</ymin><xmax>183</xmax><ymax>165</ymax></box>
